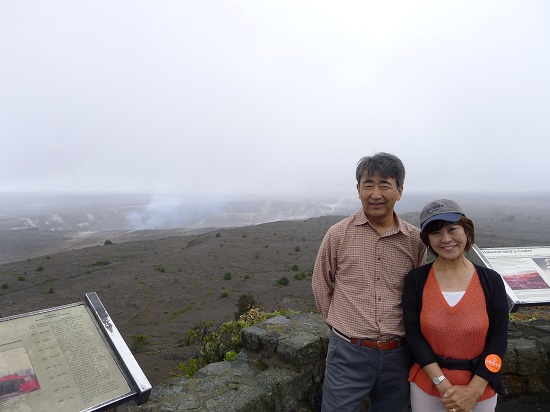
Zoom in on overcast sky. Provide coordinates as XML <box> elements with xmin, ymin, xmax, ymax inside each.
<box><xmin>1</xmin><ymin>1</ymin><xmax>549</xmax><ymax>199</ymax></box>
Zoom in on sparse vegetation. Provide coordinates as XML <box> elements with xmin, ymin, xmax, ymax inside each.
<box><xmin>277</xmin><ymin>276</ymin><xmax>289</xmax><ymax>286</ymax></box>
<box><xmin>220</xmin><ymin>291</ymin><xmax>229</xmax><ymax>298</ymax></box>
<box><xmin>48</xmin><ymin>287</ymin><xmax>54</xmax><ymax>294</ymax></box>
<box><xmin>224</xmin><ymin>350</ymin><xmax>237</xmax><ymax>362</ymax></box>
<box><xmin>291</xmin><ymin>264</ymin><xmax>299</xmax><ymax>271</ymax></box>
<box><xmin>178</xmin><ymin>307</ymin><xmax>298</xmax><ymax>379</ymax></box>
<box><xmin>223</xmin><ymin>272</ymin><xmax>232</xmax><ymax>280</ymax></box>
<box><xmin>155</xmin><ymin>266</ymin><xmax>166</xmax><ymax>273</ymax></box>
<box><xmin>130</xmin><ymin>333</ymin><xmax>150</xmax><ymax>353</ymax></box>
<box><xmin>104</xmin><ymin>239</ymin><xmax>113</xmax><ymax>245</ymax></box>
<box><xmin>294</xmin><ymin>272</ymin><xmax>305</xmax><ymax>280</ymax></box>
<box><xmin>36</xmin><ymin>266</ymin><xmax>44</xmax><ymax>272</ymax></box>
<box><xmin>91</xmin><ymin>260</ymin><xmax>109</xmax><ymax>267</ymax></box>
<box><xmin>17</xmin><ymin>276</ymin><xmax>25</xmax><ymax>281</ymax></box>
<box><xmin>215</xmin><ymin>232</ymin><xmax>221</xmax><ymax>237</ymax></box>
<box><xmin>1</xmin><ymin>283</ymin><xmax>8</xmax><ymax>289</ymax></box>
<box><xmin>235</xmin><ymin>292</ymin><xmax>257</xmax><ymax>320</ymax></box>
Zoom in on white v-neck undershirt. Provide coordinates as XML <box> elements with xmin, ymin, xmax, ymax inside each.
<box><xmin>442</xmin><ymin>291</ymin><xmax>466</xmax><ymax>307</ymax></box>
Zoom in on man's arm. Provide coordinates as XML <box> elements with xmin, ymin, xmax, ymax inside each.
<box><xmin>312</xmin><ymin>231</ymin><xmax>336</xmax><ymax>320</ymax></box>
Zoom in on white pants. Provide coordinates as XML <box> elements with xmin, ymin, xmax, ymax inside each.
<box><xmin>410</xmin><ymin>382</ymin><xmax>497</xmax><ymax>412</ymax></box>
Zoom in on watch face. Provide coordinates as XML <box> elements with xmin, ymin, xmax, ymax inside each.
<box><xmin>433</xmin><ymin>375</ymin><xmax>444</xmax><ymax>385</ymax></box>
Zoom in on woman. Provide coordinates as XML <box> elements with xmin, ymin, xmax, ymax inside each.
<box><xmin>403</xmin><ymin>199</ymin><xmax>508</xmax><ymax>412</ymax></box>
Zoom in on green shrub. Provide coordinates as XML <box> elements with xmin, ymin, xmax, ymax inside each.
<box><xmin>36</xmin><ymin>266</ymin><xmax>44</xmax><ymax>272</ymax></box>
<box><xmin>17</xmin><ymin>276</ymin><xmax>25</xmax><ymax>281</ymax></box>
<box><xmin>220</xmin><ymin>291</ymin><xmax>229</xmax><ymax>298</ymax></box>
<box><xmin>235</xmin><ymin>292</ymin><xmax>257</xmax><ymax>320</ymax></box>
<box><xmin>223</xmin><ymin>272</ymin><xmax>232</xmax><ymax>280</ymax></box>
<box><xmin>294</xmin><ymin>272</ymin><xmax>305</xmax><ymax>280</ymax></box>
<box><xmin>292</xmin><ymin>264</ymin><xmax>299</xmax><ymax>271</ymax></box>
<box><xmin>179</xmin><ymin>358</ymin><xmax>200</xmax><ymax>379</ymax></box>
<box><xmin>177</xmin><ymin>331</ymin><xmax>197</xmax><ymax>347</ymax></box>
<box><xmin>91</xmin><ymin>260</ymin><xmax>109</xmax><ymax>267</ymax></box>
<box><xmin>130</xmin><ymin>333</ymin><xmax>150</xmax><ymax>353</ymax></box>
<box><xmin>104</xmin><ymin>239</ymin><xmax>113</xmax><ymax>245</ymax></box>
<box><xmin>225</xmin><ymin>350</ymin><xmax>237</xmax><ymax>362</ymax></box>
<box><xmin>244</xmin><ymin>274</ymin><xmax>250</xmax><ymax>280</ymax></box>
<box><xmin>1</xmin><ymin>283</ymin><xmax>8</xmax><ymax>289</ymax></box>
<box><xmin>179</xmin><ymin>308</ymin><xmax>298</xmax><ymax>378</ymax></box>
<box><xmin>48</xmin><ymin>287</ymin><xmax>54</xmax><ymax>294</ymax></box>
<box><xmin>155</xmin><ymin>266</ymin><xmax>165</xmax><ymax>273</ymax></box>
<box><xmin>277</xmin><ymin>276</ymin><xmax>289</xmax><ymax>286</ymax></box>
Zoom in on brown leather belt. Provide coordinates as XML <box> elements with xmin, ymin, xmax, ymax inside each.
<box><xmin>333</xmin><ymin>328</ymin><xmax>406</xmax><ymax>351</ymax></box>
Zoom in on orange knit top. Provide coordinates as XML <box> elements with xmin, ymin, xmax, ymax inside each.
<box><xmin>408</xmin><ymin>267</ymin><xmax>497</xmax><ymax>401</ymax></box>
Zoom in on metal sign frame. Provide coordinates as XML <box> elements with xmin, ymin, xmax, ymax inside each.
<box><xmin>0</xmin><ymin>292</ymin><xmax>151</xmax><ymax>411</ymax></box>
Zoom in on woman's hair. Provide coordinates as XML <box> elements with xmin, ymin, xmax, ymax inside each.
<box><xmin>420</xmin><ymin>215</ymin><xmax>475</xmax><ymax>256</ymax></box>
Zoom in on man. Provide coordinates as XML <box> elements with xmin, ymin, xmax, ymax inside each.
<box><xmin>312</xmin><ymin>152</ymin><xmax>426</xmax><ymax>411</ymax></box>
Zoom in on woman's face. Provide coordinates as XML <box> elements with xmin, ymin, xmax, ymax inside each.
<box><xmin>427</xmin><ymin>223</ymin><xmax>468</xmax><ymax>261</ymax></box>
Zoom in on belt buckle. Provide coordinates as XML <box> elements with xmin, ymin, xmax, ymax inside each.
<box><xmin>376</xmin><ymin>340</ymin><xmax>384</xmax><ymax>349</ymax></box>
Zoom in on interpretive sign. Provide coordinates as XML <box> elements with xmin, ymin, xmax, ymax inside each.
<box><xmin>0</xmin><ymin>292</ymin><xmax>151</xmax><ymax>411</ymax></box>
<box><xmin>471</xmin><ymin>245</ymin><xmax>550</xmax><ymax>312</ymax></box>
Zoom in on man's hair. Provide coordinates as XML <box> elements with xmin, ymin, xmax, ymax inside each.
<box><xmin>420</xmin><ymin>216</ymin><xmax>475</xmax><ymax>256</ymax></box>
<box><xmin>356</xmin><ymin>152</ymin><xmax>406</xmax><ymax>188</ymax></box>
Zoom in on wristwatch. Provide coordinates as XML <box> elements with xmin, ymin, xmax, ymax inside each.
<box><xmin>433</xmin><ymin>375</ymin><xmax>446</xmax><ymax>385</ymax></box>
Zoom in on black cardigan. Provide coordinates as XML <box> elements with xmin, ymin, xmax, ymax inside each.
<box><xmin>403</xmin><ymin>261</ymin><xmax>508</xmax><ymax>395</ymax></box>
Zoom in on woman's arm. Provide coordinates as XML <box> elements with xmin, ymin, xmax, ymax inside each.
<box><xmin>422</xmin><ymin>362</ymin><xmax>453</xmax><ymax>396</ymax></box>
<box><xmin>402</xmin><ymin>266</ymin><xmax>439</xmax><ymax>367</ymax></box>
<box><xmin>473</xmin><ymin>267</ymin><xmax>509</xmax><ymax>392</ymax></box>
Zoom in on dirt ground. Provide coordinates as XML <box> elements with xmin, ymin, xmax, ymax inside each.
<box><xmin>0</xmin><ymin>216</ymin><xmax>341</xmax><ymax>385</ymax></box>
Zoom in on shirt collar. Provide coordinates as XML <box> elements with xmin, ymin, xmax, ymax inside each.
<box><xmin>353</xmin><ymin>209</ymin><xmax>411</xmax><ymax>236</ymax></box>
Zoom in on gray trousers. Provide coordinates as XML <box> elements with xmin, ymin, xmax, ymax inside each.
<box><xmin>322</xmin><ymin>329</ymin><xmax>411</xmax><ymax>412</ymax></box>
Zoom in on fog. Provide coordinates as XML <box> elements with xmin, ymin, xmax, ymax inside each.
<box><xmin>1</xmin><ymin>1</ymin><xmax>549</xmax><ymax>198</ymax></box>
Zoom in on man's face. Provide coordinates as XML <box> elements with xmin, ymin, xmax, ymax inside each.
<box><xmin>356</xmin><ymin>172</ymin><xmax>403</xmax><ymax>222</ymax></box>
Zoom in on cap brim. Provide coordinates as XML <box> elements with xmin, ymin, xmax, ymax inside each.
<box><xmin>421</xmin><ymin>212</ymin><xmax>463</xmax><ymax>231</ymax></box>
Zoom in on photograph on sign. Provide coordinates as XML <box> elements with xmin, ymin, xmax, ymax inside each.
<box><xmin>0</xmin><ymin>347</ymin><xmax>41</xmax><ymax>402</ymax></box>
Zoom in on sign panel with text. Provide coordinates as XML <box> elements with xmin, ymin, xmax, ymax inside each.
<box><xmin>0</xmin><ymin>292</ymin><xmax>151</xmax><ymax>411</ymax></box>
<box><xmin>471</xmin><ymin>245</ymin><xmax>550</xmax><ymax>312</ymax></box>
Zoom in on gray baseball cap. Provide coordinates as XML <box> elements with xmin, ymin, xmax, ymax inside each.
<box><xmin>419</xmin><ymin>199</ymin><xmax>465</xmax><ymax>231</ymax></box>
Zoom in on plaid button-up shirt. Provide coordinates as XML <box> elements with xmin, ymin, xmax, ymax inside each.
<box><xmin>312</xmin><ymin>209</ymin><xmax>426</xmax><ymax>339</ymax></box>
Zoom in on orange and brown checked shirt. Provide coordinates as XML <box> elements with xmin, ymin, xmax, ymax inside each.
<box><xmin>312</xmin><ymin>210</ymin><xmax>426</xmax><ymax>340</ymax></box>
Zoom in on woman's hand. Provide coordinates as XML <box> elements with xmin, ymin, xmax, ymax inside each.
<box><xmin>440</xmin><ymin>385</ymin><xmax>478</xmax><ymax>412</ymax></box>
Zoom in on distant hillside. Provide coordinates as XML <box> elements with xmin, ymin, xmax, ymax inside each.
<box><xmin>2</xmin><ymin>192</ymin><xmax>549</xmax><ymax>265</ymax></box>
